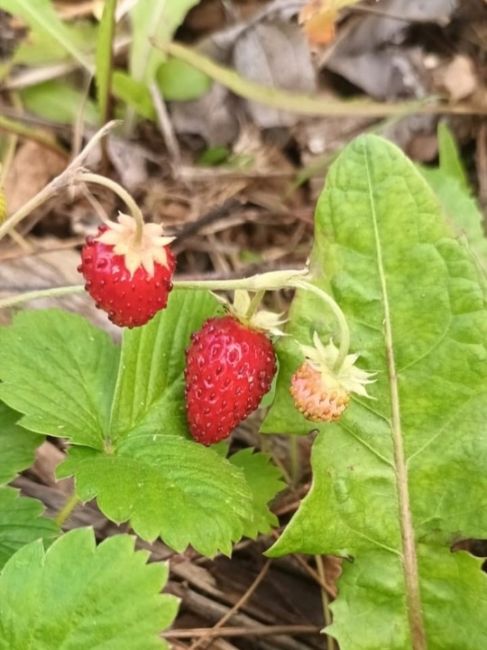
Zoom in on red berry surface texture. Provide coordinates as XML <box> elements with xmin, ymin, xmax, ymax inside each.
<box><xmin>79</xmin><ymin>213</ymin><xmax>175</xmax><ymax>328</ymax></box>
<box><xmin>185</xmin><ymin>315</ymin><xmax>277</xmax><ymax>445</ymax></box>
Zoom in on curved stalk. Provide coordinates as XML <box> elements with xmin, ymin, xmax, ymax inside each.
<box><xmin>0</xmin><ymin>285</ymin><xmax>85</xmax><ymax>310</ymax></box>
<box><xmin>54</xmin><ymin>493</ymin><xmax>81</xmax><ymax>527</ymax></box>
<box><xmin>289</xmin><ymin>279</ymin><xmax>350</xmax><ymax>371</ymax></box>
<box><xmin>78</xmin><ymin>172</ymin><xmax>145</xmax><ymax>243</ymax></box>
<box><xmin>0</xmin><ymin>272</ymin><xmax>351</xmax><ymax>372</ymax></box>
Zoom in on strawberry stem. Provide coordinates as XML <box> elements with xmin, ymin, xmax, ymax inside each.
<box><xmin>54</xmin><ymin>492</ymin><xmax>81</xmax><ymax>527</ymax></box>
<box><xmin>0</xmin><ymin>273</ymin><xmax>351</xmax><ymax>368</ymax></box>
<box><xmin>290</xmin><ymin>279</ymin><xmax>350</xmax><ymax>372</ymax></box>
<box><xmin>78</xmin><ymin>172</ymin><xmax>145</xmax><ymax>245</ymax></box>
<box><xmin>245</xmin><ymin>290</ymin><xmax>266</xmax><ymax>320</ymax></box>
<box><xmin>0</xmin><ymin>285</ymin><xmax>85</xmax><ymax>310</ymax></box>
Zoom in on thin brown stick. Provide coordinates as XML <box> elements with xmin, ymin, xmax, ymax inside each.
<box><xmin>315</xmin><ymin>556</ymin><xmax>336</xmax><ymax>650</ymax></box>
<box><xmin>165</xmin><ymin>625</ymin><xmax>321</xmax><ymax>640</ymax></box>
<box><xmin>189</xmin><ymin>560</ymin><xmax>272</xmax><ymax>650</ymax></box>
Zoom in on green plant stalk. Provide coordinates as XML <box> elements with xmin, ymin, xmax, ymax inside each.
<box><xmin>0</xmin><ymin>273</ymin><xmax>352</xmax><ymax>368</ymax></box>
<box><xmin>290</xmin><ymin>279</ymin><xmax>350</xmax><ymax>371</ymax></box>
<box><xmin>96</xmin><ymin>0</ymin><xmax>117</xmax><ymax>125</ymax></box>
<box><xmin>245</xmin><ymin>289</ymin><xmax>266</xmax><ymax>320</ymax></box>
<box><xmin>156</xmin><ymin>41</ymin><xmax>486</xmax><ymax>118</ymax></box>
<box><xmin>315</xmin><ymin>555</ymin><xmax>336</xmax><ymax>650</ymax></box>
<box><xmin>54</xmin><ymin>492</ymin><xmax>81</xmax><ymax>527</ymax></box>
<box><xmin>0</xmin><ymin>285</ymin><xmax>85</xmax><ymax>309</ymax></box>
<box><xmin>78</xmin><ymin>172</ymin><xmax>145</xmax><ymax>243</ymax></box>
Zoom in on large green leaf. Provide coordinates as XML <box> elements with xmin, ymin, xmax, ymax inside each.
<box><xmin>109</xmin><ymin>289</ymin><xmax>221</xmax><ymax>439</ymax></box>
<box><xmin>0</xmin><ymin>310</ymin><xmax>120</xmax><ymax>449</ymax></box>
<box><xmin>58</xmin><ymin>434</ymin><xmax>254</xmax><ymax>557</ymax></box>
<box><xmin>0</xmin><ymin>487</ymin><xmax>58</xmax><ymax>569</ymax></box>
<box><xmin>0</xmin><ymin>528</ymin><xmax>178</xmax><ymax>649</ymax></box>
<box><xmin>264</xmin><ymin>135</ymin><xmax>487</xmax><ymax>649</ymax></box>
<box><xmin>0</xmin><ymin>404</ymin><xmax>43</xmax><ymax>485</ymax></box>
<box><xmin>129</xmin><ymin>0</ymin><xmax>202</xmax><ymax>84</ymax></box>
<box><xmin>0</xmin><ymin>0</ymin><xmax>92</xmax><ymax>71</ymax></box>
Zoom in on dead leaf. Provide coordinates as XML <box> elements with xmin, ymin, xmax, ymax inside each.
<box><xmin>435</xmin><ymin>54</ymin><xmax>477</xmax><ymax>102</ymax></box>
<box><xmin>232</xmin><ymin>21</ymin><xmax>316</xmax><ymax>128</ymax></box>
<box><xmin>3</xmin><ymin>141</ymin><xmax>65</xmax><ymax>214</ymax></box>
<box><xmin>299</xmin><ymin>0</ymin><xmax>360</xmax><ymax>45</ymax></box>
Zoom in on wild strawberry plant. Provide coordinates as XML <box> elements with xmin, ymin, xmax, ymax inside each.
<box><xmin>0</xmin><ymin>129</ymin><xmax>486</xmax><ymax>648</ymax></box>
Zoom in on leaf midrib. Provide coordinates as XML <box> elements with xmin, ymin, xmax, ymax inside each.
<box><xmin>363</xmin><ymin>140</ymin><xmax>427</xmax><ymax>650</ymax></box>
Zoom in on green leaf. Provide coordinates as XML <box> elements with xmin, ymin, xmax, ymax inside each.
<box><xmin>112</xmin><ymin>70</ymin><xmax>155</xmax><ymax>119</ymax></box>
<box><xmin>157</xmin><ymin>58</ymin><xmax>211</xmax><ymax>101</ymax></box>
<box><xmin>109</xmin><ymin>289</ymin><xmax>221</xmax><ymax>440</ymax></box>
<box><xmin>419</xmin><ymin>124</ymin><xmax>487</xmax><ymax>271</ymax></box>
<box><xmin>0</xmin><ymin>403</ymin><xmax>43</xmax><ymax>485</ymax></box>
<box><xmin>0</xmin><ymin>528</ymin><xmax>178</xmax><ymax>649</ymax></box>
<box><xmin>57</xmin><ymin>434</ymin><xmax>254</xmax><ymax>556</ymax></box>
<box><xmin>0</xmin><ymin>487</ymin><xmax>58</xmax><ymax>569</ymax></box>
<box><xmin>129</xmin><ymin>0</ymin><xmax>202</xmax><ymax>84</ymax></box>
<box><xmin>0</xmin><ymin>293</ymin><xmax>283</xmax><ymax>556</ymax></box>
<box><xmin>420</xmin><ymin>170</ymin><xmax>487</xmax><ymax>271</ymax></box>
<box><xmin>95</xmin><ymin>0</ymin><xmax>117</xmax><ymax>124</ymax></box>
<box><xmin>229</xmin><ymin>449</ymin><xmax>284</xmax><ymax>538</ymax></box>
<box><xmin>436</xmin><ymin>121</ymin><xmax>469</xmax><ymax>189</ymax></box>
<box><xmin>0</xmin><ymin>0</ymin><xmax>92</xmax><ymax>71</ymax></box>
<box><xmin>19</xmin><ymin>81</ymin><xmax>99</xmax><ymax>125</ymax></box>
<box><xmin>0</xmin><ymin>310</ymin><xmax>120</xmax><ymax>449</ymax></box>
<box><xmin>265</xmin><ymin>135</ymin><xmax>487</xmax><ymax>648</ymax></box>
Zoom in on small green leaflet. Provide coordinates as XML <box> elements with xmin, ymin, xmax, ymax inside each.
<box><xmin>0</xmin><ymin>528</ymin><xmax>179</xmax><ymax>649</ymax></box>
<box><xmin>264</xmin><ymin>135</ymin><xmax>487</xmax><ymax>649</ymax></box>
<box><xmin>0</xmin><ymin>309</ymin><xmax>120</xmax><ymax>449</ymax></box>
<box><xmin>0</xmin><ymin>291</ymin><xmax>283</xmax><ymax>556</ymax></box>
<box><xmin>419</xmin><ymin>123</ymin><xmax>487</xmax><ymax>271</ymax></box>
<box><xmin>229</xmin><ymin>449</ymin><xmax>284</xmax><ymax>538</ymax></box>
<box><xmin>0</xmin><ymin>403</ymin><xmax>43</xmax><ymax>485</ymax></box>
<box><xmin>0</xmin><ymin>487</ymin><xmax>58</xmax><ymax>569</ymax></box>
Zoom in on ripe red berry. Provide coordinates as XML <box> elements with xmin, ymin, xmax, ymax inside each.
<box><xmin>78</xmin><ymin>213</ymin><xmax>175</xmax><ymax>328</ymax></box>
<box><xmin>185</xmin><ymin>315</ymin><xmax>277</xmax><ymax>445</ymax></box>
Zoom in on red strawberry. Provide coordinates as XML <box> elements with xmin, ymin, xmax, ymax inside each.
<box><xmin>79</xmin><ymin>213</ymin><xmax>175</xmax><ymax>328</ymax></box>
<box><xmin>185</xmin><ymin>315</ymin><xmax>277</xmax><ymax>445</ymax></box>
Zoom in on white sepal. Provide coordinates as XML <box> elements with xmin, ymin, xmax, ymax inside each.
<box><xmin>97</xmin><ymin>212</ymin><xmax>174</xmax><ymax>276</ymax></box>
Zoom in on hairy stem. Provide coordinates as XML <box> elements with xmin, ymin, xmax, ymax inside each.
<box><xmin>0</xmin><ymin>285</ymin><xmax>85</xmax><ymax>310</ymax></box>
<box><xmin>246</xmin><ymin>289</ymin><xmax>266</xmax><ymax>320</ymax></box>
<box><xmin>290</xmin><ymin>279</ymin><xmax>351</xmax><ymax>370</ymax></box>
<box><xmin>78</xmin><ymin>172</ymin><xmax>145</xmax><ymax>243</ymax></box>
<box><xmin>54</xmin><ymin>493</ymin><xmax>81</xmax><ymax>527</ymax></box>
